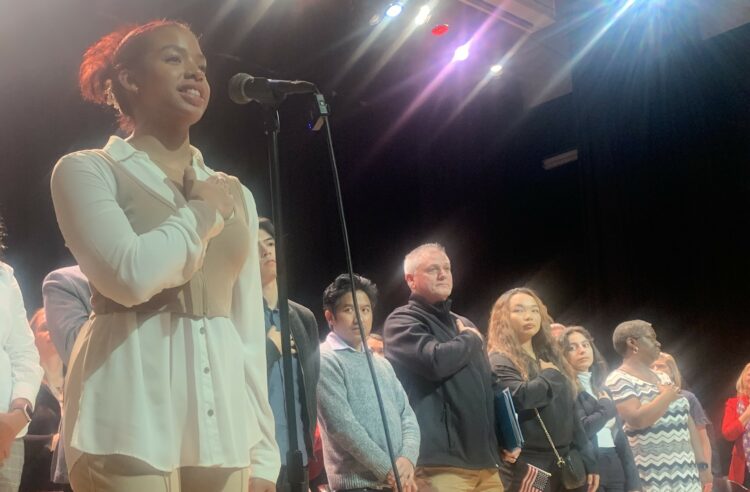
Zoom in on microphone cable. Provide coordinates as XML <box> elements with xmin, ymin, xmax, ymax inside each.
<box><xmin>320</xmin><ymin>109</ymin><xmax>404</xmax><ymax>492</ymax></box>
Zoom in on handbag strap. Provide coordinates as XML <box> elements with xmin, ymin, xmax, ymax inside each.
<box><xmin>534</xmin><ymin>409</ymin><xmax>566</xmax><ymax>467</ymax></box>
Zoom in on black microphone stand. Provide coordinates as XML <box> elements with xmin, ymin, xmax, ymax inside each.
<box><xmin>251</xmin><ymin>86</ymin><xmax>403</xmax><ymax>492</ymax></box>
<box><xmin>263</xmin><ymin>102</ymin><xmax>305</xmax><ymax>492</ymax></box>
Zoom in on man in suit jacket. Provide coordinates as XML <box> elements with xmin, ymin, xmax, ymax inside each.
<box><xmin>257</xmin><ymin>218</ymin><xmax>320</xmax><ymax>492</ymax></box>
<box><xmin>41</xmin><ymin>264</ymin><xmax>92</xmax><ymax>487</ymax></box>
<box><xmin>42</xmin><ymin>265</ymin><xmax>92</xmax><ymax>366</ymax></box>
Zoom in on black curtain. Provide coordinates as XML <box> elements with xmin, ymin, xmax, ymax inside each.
<box><xmin>568</xmin><ymin>3</ymin><xmax>750</xmax><ymax>471</ymax></box>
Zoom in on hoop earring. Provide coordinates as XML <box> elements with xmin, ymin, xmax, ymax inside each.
<box><xmin>633</xmin><ymin>346</ymin><xmax>639</xmax><ymax>354</ymax></box>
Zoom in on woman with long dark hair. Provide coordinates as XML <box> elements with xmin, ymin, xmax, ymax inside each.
<box><xmin>561</xmin><ymin>326</ymin><xmax>640</xmax><ymax>492</ymax></box>
<box><xmin>50</xmin><ymin>21</ymin><xmax>277</xmax><ymax>492</ymax></box>
<box><xmin>488</xmin><ymin>287</ymin><xmax>598</xmax><ymax>492</ymax></box>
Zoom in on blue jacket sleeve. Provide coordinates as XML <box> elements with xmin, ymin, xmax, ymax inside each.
<box><xmin>42</xmin><ymin>267</ymin><xmax>92</xmax><ymax>365</ymax></box>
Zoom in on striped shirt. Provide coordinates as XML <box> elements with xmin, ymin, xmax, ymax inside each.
<box><xmin>606</xmin><ymin>369</ymin><xmax>700</xmax><ymax>492</ymax></box>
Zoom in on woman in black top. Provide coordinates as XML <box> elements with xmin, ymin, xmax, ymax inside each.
<box><xmin>488</xmin><ymin>288</ymin><xmax>598</xmax><ymax>492</ymax></box>
<box><xmin>561</xmin><ymin>326</ymin><xmax>641</xmax><ymax>492</ymax></box>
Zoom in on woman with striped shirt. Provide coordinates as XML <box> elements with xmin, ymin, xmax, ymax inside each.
<box><xmin>605</xmin><ymin>320</ymin><xmax>710</xmax><ymax>492</ymax></box>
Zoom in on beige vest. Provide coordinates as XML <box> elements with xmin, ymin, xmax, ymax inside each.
<box><xmin>90</xmin><ymin>150</ymin><xmax>250</xmax><ymax>318</ymax></box>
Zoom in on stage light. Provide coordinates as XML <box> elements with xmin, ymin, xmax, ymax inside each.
<box><xmin>431</xmin><ymin>24</ymin><xmax>449</xmax><ymax>36</ymax></box>
<box><xmin>452</xmin><ymin>42</ymin><xmax>470</xmax><ymax>62</ymax></box>
<box><xmin>414</xmin><ymin>5</ymin><xmax>431</xmax><ymax>26</ymax></box>
<box><xmin>490</xmin><ymin>64</ymin><xmax>503</xmax><ymax>74</ymax></box>
<box><xmin>385</xmin><ymin>2</ymin><xmax>404</xmax><ymax>18</ymax></box>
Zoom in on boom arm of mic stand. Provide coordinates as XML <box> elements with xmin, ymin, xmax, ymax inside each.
<box><xmin>319</xmin><ymin>100</ymin><xmax>404</xmax><ymax>492</ymax></box>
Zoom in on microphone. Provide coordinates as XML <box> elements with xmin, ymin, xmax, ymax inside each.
<box><xmin>228</xmin><ymin>73</ymin><xmax>317</xmax><ymax>105</ymax></box>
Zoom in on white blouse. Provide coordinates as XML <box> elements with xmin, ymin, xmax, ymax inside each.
<box><xmin>0</xmin><ymin>261</ymin><xmax>43</xmax><ymax>437</ymax></box>
<box><xmin>50</xmin><ymin>136</ymin><xmax>280</xmax><ymax>481</ymax></box>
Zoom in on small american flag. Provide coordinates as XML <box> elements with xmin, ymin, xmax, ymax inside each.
<box><xmin>518</xmin><ymin>462</ymin><xmax>551</xmax><ymax>492</ymax></box>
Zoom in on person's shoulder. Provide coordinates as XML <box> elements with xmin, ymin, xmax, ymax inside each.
<box><xmin>0</xmin><ymin>262</ymin><xmax>20</xmax><ymax>297</ymax></box>
<box><xmin>374</xmin><ymin>355</ymin><xmax>404</xmax><ymax>384</ymax></box>
<box><xmin>383</xmin><ymin>303</ymin><xmax>420</xmax><ymax>330</ymax></box>
<box><xmin>373</xmin><ymin>353</ymin><xmax>396</xmax><ymax>371</ymax></box>
<box><xmin>606</xmin><ymin>369</ymin><xmax>642</xmax><ymax>401</ymax></box>
<box><xmin>386</xmin><ymin>303</ymin><xmax>414</xmax><ymax>317</ymax></box>
<box><xmin>726</xmin><ymin>395</ymin><xmax>741</xmax><ymax>407</ymax></box>
<box><xmin>488</xmin><ymin>351</ymin><xmax>513</xmax><ymax>366</ymax></box>
<box><xmin>488</xmin><ymin>352</ymin><xmax>525</xmax><ymax>378</ymax></box>
<box><xmin>289</xmin><ymin>299</ymin><xmax>315</xmax><ymax>319</ymax></box>
<box><xmin>0</xmin><ymin>261</ymin><xmax>14</xmax><ymax>286</ymax></box>
<box><xmin>319</xmin><ymin>341</ymin><xmax>339</xmax><ymax>359</ymax></box>
<box><xmin>320</xmin><ymin>344</ymin><xmax>357</xmax><ymax>374</ymax></box>
<box><xmin>318</xmin><ymin>345</ymin><xmax>338</xmax><ymax>367</ymax></box>
<box><xmin>605</xmin><ymin>368</ymin><xmax>630</xmax><ymax>385</ymax></box>
<box><xmin>289</xmin><ymin>301</ymin><xmax>319</xmax><ymax>339</ymax></box>
<box><xmin>52</xmin><ymin>146</ymin><xmax>119</xmax><ymax>187</ymax></box>
<box><xmin>386</xmin><ymin>299</ymin><xmax>437</xmax><ymax>323</ymax></box>
<box><xmin>681</xmin><ymin>389</ymin><xmax>697</xmax><ymax>400</ymax></box>
<box><xmin>44</xmin><ymin>265</ymin><xmax>86</xmax><ymax>284</ymax></box>
<box><xmin>681</xmin><ymin>390</ymin><xmax>707</xmax><ymax>418</ymax></box>
<box><xmin>55</xmin><ymin>146</ymin><xmax>111</xmax><ymax>169</ymax></box>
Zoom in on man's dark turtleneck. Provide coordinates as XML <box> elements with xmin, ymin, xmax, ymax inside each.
<box><xmin>408</xmin><ymin>293</ymin><xmax>452</xmax><ymax>316</ymax></box>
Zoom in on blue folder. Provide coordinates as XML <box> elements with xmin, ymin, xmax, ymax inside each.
<box><xmin>494</xmin><ymin>387</ymin><xmax>524</xmax><ymax>450</ymax></box>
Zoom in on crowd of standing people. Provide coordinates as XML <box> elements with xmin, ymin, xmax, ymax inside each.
<box><xmin>0</xmin><ymin>18</ymin><xmax>747</xmax><ymax>492</ymax></box>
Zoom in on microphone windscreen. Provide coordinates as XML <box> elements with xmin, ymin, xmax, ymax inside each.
<box><xmin>228</xmin><ymin>73</ymin><xmax>253</xmax><ymax>105</ymax></box>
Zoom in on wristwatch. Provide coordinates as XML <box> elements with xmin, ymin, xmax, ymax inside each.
<box><xmin>696</xmin><ymin>462</ymin><xmax>709</xmax><ymax>472</ymax></box>
<box><xmin>12</xmin><ymin>402</ymin><xmax>33</xmax><ymax>423</ymax></box>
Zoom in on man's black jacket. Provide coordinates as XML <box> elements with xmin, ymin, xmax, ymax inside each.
<box><xmin>384</xmin><ymin>295</ymin><xmax>500</xmax><ymax>469</ymax></box>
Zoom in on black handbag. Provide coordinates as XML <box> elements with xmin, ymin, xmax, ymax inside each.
<box><xmin>534</xmin><ymin>409</ymin><xmax>587</xmax><ymax>490</ymax></box>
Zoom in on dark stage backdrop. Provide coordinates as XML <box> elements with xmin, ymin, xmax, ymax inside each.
<box><xmin>1</xmin><ymin>1</ymin><xmax>749</xmax><ymax>472</ymax></box>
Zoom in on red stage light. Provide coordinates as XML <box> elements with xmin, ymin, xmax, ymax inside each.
<box><xmin>431</xmin><ymin>24</ymin><xmax>449</xmax><ymax>36</ymax></box>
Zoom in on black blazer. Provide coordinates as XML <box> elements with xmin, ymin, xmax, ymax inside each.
<box><xmin>266</xmin><ymin>300</ymin><xmax>320</xmax><ymax>456</ymax></box>
<box><xmin>575</xmin><ymin>390</ymin><xmax>641</xmax><ymax>490</ymax></box>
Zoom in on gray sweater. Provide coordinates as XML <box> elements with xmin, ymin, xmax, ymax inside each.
<box><xmin>317</xmin><ymin>333</ymin><xmax>420</xmax><ymax>491</ymax></box>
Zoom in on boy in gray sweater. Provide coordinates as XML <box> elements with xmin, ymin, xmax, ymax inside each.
<box><xmin>318</xmin><ymin>274</ymin><xmax>420</xmax><ymax>492</ymax></box>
